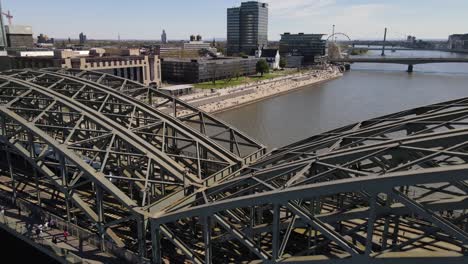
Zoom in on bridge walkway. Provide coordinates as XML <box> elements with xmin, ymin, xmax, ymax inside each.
<box><xmin>0</xmin><ymin>198</ymin><xmax>123</xmax><ymax>264</ymax></box>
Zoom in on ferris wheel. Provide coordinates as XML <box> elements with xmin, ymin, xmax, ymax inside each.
<box><xmin>326</xmin><ymin>33</ymin><xmax>352</xmax><ymax>42</ymax></box>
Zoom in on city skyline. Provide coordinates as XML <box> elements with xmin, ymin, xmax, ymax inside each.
<box><xmin>2</xmin><ymin>0</ymin><xmax>467</xmax><ymax>41</ymax></box>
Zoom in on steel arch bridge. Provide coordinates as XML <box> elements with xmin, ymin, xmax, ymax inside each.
<box><xmin>0</xmin><ymin>68</ymin><xmax>467</xmax><ymax>264</ymax></box>
<box><xmin>0</xmin><ymin>68</ymin><xmax>265</xmax><ymax>261</ymax></box>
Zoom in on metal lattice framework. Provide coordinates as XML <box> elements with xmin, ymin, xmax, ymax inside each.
<box><xmin>43</xmin><ymin>68</ymin><xmax>265</xmax><ymax>162</ymax></box>
<box><xmin>0</xmin><ymin>68</ymin><xmax>467</xmax><ymax>263</ymax></box>
<box><xmin>151</xmin><ymin>97</ymin><xmax>468</xmax><ymax>263</ymax></box>
<box><xmin>0</xmin><ymin>68</ymin><xmax>264</xmax><ymax>261</ymax></box>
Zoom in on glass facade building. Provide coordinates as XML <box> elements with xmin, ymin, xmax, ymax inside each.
<box><xmin>279</xmin><ymin>33</ymin><xmax>326</xmax><ymax>65</ymax></box>
<box><xmin>161</xmin><ymin>57</ymin><xmax>259</xmax><ymax>83</ymax></box>
<box><xmin>227</xmin><ymin>7</ymin><xmax>241</xmax><ymax>55</ymax></box>
<box><xmin>227</xmin><ymin>1</ymin><xmax>268</xmax><ymax>56</ymax></box>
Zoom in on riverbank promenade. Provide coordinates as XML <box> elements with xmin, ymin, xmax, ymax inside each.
<box><xmin>176</xmin><ymin>66</ymin><xmax>342</xmax><ymax>114</ymax></box>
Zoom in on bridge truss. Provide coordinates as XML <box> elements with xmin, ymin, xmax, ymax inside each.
<box><xmin>0</xmin><ymin>68</ymin><xmax>467</xmax><ymax>263</ymax></box>
<box><xmin>0</xmin><ymin>68</ymin><xmax>264</xmax><ymax>261</ymax></box>
<box><xmin>153</xmin><ymin>97</ymin><xmax>468</xmax><ymax>263</ymax></box>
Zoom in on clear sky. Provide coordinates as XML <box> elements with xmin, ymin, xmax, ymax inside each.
<box><xmin>2</xmin><ymin>0</ymin><xmax>467</xmax><ymax>41</ymax></box>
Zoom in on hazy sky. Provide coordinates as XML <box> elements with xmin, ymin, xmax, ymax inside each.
<box><xmin>2</xmin><ymin>0</ymin><xmax>467</xmax><ymax>40</ymax></box>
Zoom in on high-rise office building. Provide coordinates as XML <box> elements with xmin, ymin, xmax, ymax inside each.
<box><xmin>161</xmin><ymin>30</ymin><xmax>167</xmax><ymax>44</ymax></box>
<box><xmin>79</xmin><ymin>32</ymin><xmax>87</xmax><ymax>44</ymax></box>
<box><xmin>227</xmin><ymin>1</ymin><xmax>268</xmax><ymax>56</ymax></box>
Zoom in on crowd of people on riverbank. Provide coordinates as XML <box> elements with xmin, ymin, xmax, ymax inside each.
<box><xmin>174</xmin><ymin>66</ymin><xmax>342</xmax><ymax>115</ymax></box>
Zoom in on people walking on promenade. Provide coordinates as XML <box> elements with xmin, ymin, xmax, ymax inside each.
<box><xmin>178</xmin><ymin>66</ymin><xmax>342</xmax><ymax>115</ymax></box>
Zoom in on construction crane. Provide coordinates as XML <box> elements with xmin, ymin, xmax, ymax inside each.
<box><xmin>2</xmin><ymin>10</ymin><xmax>12</xmax><ymax>25</ymax></box>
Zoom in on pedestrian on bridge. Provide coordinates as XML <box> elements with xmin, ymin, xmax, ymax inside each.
<box><xmin>49</xmin><ymin>218</ymin><xmax>56</xmax><ymax>229</ymax></box>
<box><xmin>35</xmin><ymin>227</ymin><xmax>40</xmax><ymax>239</ymax></box>
<box><xmin>63</xmin><ymin>229</ymin><xmax>69</xmax><ymax>241</ymax></box>
<box><xmin>1</xmin><ymin>206</ymin><xmax>7</xmax><ymax>224</ymax></box>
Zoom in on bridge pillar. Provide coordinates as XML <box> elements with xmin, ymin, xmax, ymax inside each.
<box><xmin>407</xmin><ymin>65</ymin><xmax>414</xmax><ymax>73</ymax></box>
<box><xmin>381</xmin><ymin>27</ymin><xmax>387</xmax><ymax>57</ymax></box>
<box><xmin>151</xmin><ymin>220</ymin><xmax>162</xmax><ymax>264</ymax></box>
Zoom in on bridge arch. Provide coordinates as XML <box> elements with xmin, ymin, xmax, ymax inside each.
<box><xmin>0</xmin><ymin>77</ymin><xmax>141</xmax><ymax>250</ymax></box>
<box><xmin>0</xmin><ymin>69</ymin><xmax>265</xmax><ymax>261</ymax></box>
<box><xmin>150</xmin><ymin>96</ymin><xmax>468</xmax><ymax>263</ymax></box>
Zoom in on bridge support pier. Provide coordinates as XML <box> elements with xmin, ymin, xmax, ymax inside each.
<box><xmin>407</xmin><ymin>64</ymin><xmax>414</xmax><ymax>73</ymax></box>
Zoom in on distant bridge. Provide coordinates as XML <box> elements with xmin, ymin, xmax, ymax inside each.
<box><xmin>342</xmin><ymin>40</ymin><xmax>447</xmax><ymax>46</ymax></box>
<box><xmin>331</xmin><ymin>57</ymin><xmax>468</xmax><ymax>72</ymax></box>
<box><xmin>348</xmin><ymin>40</ymin><xmax>406</xmax><ymax>46</ymax></box>
<box><xmin>349</xmin><ymin>47</ymin><xmax>413</xmax><ymax>51</ymax></box>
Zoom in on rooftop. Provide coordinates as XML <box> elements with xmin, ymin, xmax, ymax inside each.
<box><xmin>260</xmin><ymin>48</ymin><xmax>278</xmax><ymax>58</ymax></box>
<box><xmin>162</xmin><ymin>56</ymin><xmax>257</xmax><ymax>62</ymax></box>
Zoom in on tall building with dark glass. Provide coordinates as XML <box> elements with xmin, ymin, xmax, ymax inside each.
<box><xmin>227</xmin><ymin>1</ymin><xmax>268</xmax><ymax>56</ymax></box>
<box><xmin>279</xmin><ymin>33</ymin><xmax>326</xmax><ymax>65</ymax></box>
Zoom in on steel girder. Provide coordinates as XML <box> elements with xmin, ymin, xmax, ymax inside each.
<box><xmin>0</xmin><ymin>68</ymin><xmax>264</xmax><ymax>262</ymax></box>
<box><xmin>149</xmin><ymin>97</ymin><xmax>468</xmax><ymax>263</ymax></box>
<box><xmin>43</xmin><ymin>68</ymin><xmax>266</xmax><ymax>164</ymax></box>
<box><xmin>0</xmin><ymin>78</ymin><xmax>146</xmax><ymax>254</ymax></box>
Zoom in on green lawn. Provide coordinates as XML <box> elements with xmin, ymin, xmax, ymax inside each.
<box><xmin>194</xmin><ymin>70</ymin><xmax>297</xmax><ymax>89</ymax></box>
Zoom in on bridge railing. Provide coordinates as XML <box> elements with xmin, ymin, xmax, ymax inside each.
<box><xmin>0</xmin><ymin>199</ymin><xmax>85</xmax><ymax>263</ymax></box>
<box><xmin>244</xmin><ymin>147</ymin><xmax>267</xmax><ymax>165</ymax></box>
<box><xmin>0</xmin><ymin>191</ymin><xmax>150</xmax><ymax>264</ymax></box>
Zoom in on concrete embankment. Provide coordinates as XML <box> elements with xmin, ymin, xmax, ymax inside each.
<box><xmin>178</xmin><ymin>67</ymin><xmax>343</xmax><ymax>115</ymax></box>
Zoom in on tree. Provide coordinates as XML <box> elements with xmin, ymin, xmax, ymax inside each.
<box><xmin>211</xmin><ymin>65</ymin><xmax>217</xmax><ymax>85</ymax></box>
<box><xmin>279</xmin><ymin>57</ymin><xmax>287</xmax><ymax>68</ymax></box>
<box><xmin>217</xmin><ymin>45</ymin><xmax>225</xmax><ymax>55</ymax></box>
<box><xmin>256</xmin><ymin>60</ymin><xmax>269</xmax><ymax>76</ymax></box>
<box><xmin>235</xmin><ymin>64</ymin><xmax>242</xmax><ymax>80</ymax></box>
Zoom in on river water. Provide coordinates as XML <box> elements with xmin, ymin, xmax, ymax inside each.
<box><xmin>217</xmin><ymin>49</ymin><xmax>468</xmax><ymax>149</ymax></box>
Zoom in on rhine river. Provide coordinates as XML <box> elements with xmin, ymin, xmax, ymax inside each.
<box><xmin>217</xmin><ymin>49</ymin><xmax>468</xmax><ymax>149</ymax></box>
<box><xmin>2</xmin><ymin>49</ymin><xmax>468</xmax><ymax>263</ymax></box>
